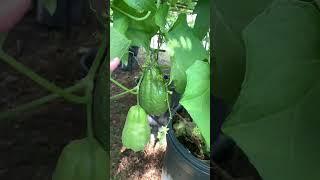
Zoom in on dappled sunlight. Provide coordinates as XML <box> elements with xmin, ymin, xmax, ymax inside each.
<box><xmin>179</xmin><ymin>36</ymin><xmax>192</xmax><ymax>50</ymax></box>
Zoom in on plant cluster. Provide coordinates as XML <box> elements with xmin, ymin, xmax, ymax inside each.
<box><xmin>110</xmin><ymin>0</ymin><xmax>210</xmax><ymax>154</ymax></box>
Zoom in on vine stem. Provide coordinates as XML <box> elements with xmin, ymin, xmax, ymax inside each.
<box><xmin>136</xmin><ymin>73</ymin><xmax>144</xmax><ymax>106</ymax></box>
<box><xmin>0</xmin><ymin>50</ymin><xmax>86</xmax><ymax>104</ymax></box>
<box><xmin>110</xmin><ymin>87</ymin><xmax>138</xmax><ymax>100</ymax></box>
<box><xmin>110</xmin><ymin>77</ymin><xmax>135</xmax><ymax>93</ymax></box>
<box><xmin>84</xmin><ymin>30</ymin><xmax>106</xmax><ymax>140</ymax></box>
<box><xmin>111</xmin><ymin>5</ymin><xmax>151</xmax><ymax>21</ymax></box>
<box><xmin>0</xmin><ymin>80</ymin><xmax>86</xmax><ymax>120</ymax></box>
<box><xmin>86</xmin><ymin>83</ymin><xmax>94</xmax><ymax>139</ymax></box>
<box><xmin>166</xmin><ymin>87</ymin><xmax>172</xmax><ymax>121</ymax></box>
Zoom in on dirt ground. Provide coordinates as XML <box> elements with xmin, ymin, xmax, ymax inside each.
<box><xmin>0</xmin><ymin>10</ymin><xmax>98</xmax><ymax>180</ymax></box>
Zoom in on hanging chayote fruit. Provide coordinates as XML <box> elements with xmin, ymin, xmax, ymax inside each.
<box><xmin>52</xmin><ymin>138</ymin><xmax>108</xmax><ymax>180</ymax></box>
<box><xmin>122</xmin><ymin>105</ymin><xmax>151</xmax><ymax>152</ymax></box>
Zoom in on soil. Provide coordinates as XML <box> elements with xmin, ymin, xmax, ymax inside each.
<box><xmin>0</xmin><ymin>9</ymin><xmax>98</xmax><ymax>180</ymax></box>
<box><xmin>172</xmin><ymin>108</ymin><xmax>210</xmax><ymax>161</ymax></box>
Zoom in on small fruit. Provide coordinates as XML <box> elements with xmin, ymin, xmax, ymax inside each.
<box><xmin>122</xmin><ymin>105</ymin><xmax>151</xmax><ymax>152</ymax></box>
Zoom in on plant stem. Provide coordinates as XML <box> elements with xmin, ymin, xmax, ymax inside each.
<box><xmin>110</xmin><ymin>87</ymin><xmax>138</xmax><ymax>100</ymax></box>
<box><xmin>136</xmin><ymin>73</ymin><xmax>144</xmax><ymax>106</ymax></box>
<box><xmin>111</xmin><ymin>5</ymin><xmax>151</xmax><ymax>21</ymax></box>
<box><xmin>166</xmin><ymin>88</ymin><xmax>172</xmax><ymax>120</ymax></box>
<box><xmin>110</xmin><ymin>77</ymin><xmax>134</xmax><ymax>92</ymax></box>
<box><xmin>86</xmin><ymin>86</ymin><xmax>94</xmax><ymax>139</ymax></box>
<box><xmin>0</xmin><ymin>81</ymin><xmax>86</xmax><ymax>120</ymax></box>
<box><xmin>84</xmin><ymin>30</ymin><xmax>106</xmax><ymax>140</ymax></box>
<box><xmin>0</xmin><ymin>51</ymin><xmax>86</xmax><ymax>104</ymax></box>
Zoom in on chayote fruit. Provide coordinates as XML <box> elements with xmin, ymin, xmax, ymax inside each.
<box><xmin>139</xmin><ymin>65</ymin><xmax>169</xmax><ymax>115</ymax></box>
<box><xmin>52</xmin><ymin>138</ymin><xmax>108</xmax><ymax>180</ymax></box>
<box><xmin>122</xmin><ymin>105</ymin><xmax>151</xmax><ymax>152</ymax></box>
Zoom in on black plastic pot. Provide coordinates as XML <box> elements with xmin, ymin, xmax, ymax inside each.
<box><xmin>161</xmin><ymin>116</ymin><xmax>210</xmax><ymax>180</ymax></box>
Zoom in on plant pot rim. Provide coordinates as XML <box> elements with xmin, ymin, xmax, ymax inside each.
<box><xmin>167</xmin><ymin>109</ymin><xmax>210</xmax><ymax>174</ymax></box>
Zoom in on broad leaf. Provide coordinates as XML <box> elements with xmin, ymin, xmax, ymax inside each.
<box><xmin>193</xmin><ymin>0</ymin><xmax>210</xmax><ymax>40</ymax></box>
<box><xmin>223</xmin><ymin>1</ymin><xmax>320</xmax><ymax>180</ymax></box>
<box><xmin>180</xmin><ymin>60</ymin><xmax>210</xmax><ymax>151</ymax></box>
<box><xmin>166</xmin><ymin>14</ymin><xmax>208</xmax><ymax>93</ymax></box>
<box><xmin>113</xmin><ymin>10</ymin><xmax>129</xmax><ymax>34</ymax></box>
<box><xmin>40</xmin><ymin>0</ymin><xmax>57</xmax><ymax>16</ymax></box>
<box><xmin>155</xmin><ymin>4</ymin><xmax>169</xmax><ymax>31</ymax></box>
<box><xmin>213</xmin><ymin>0</ymin><xmax>273</xmax><ymax>104</ymax></box>
<box><xmin>112</xmin><ymin>0</ymin><xmax>159</xmax><ymax>50</ymax></box>
<box><xmin>110</xmin><ymin>26</ymin><xmax>131</xmax><ymax>61</ymax></box>
<box><xmin>170</xmin><ymin>60</ymin><xmax>186</xmax><ymax>93</ymax></box>
<box><xmin>123</xmin><ymin>0</ymin><xmax>156</xmax><ymax>13</ymax></box>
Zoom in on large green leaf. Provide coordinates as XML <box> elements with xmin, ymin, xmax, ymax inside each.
<box><xmin>193</xmin><ymin>0</ymin><xmax>210</xmax><ymax>40</ymax></box>
<box><xmin>180</xmin><ymin>60</ymin><xmax>210</xmax><ymax>151</ymax></box>
<box><xmin>110</xmin><ymin>26</ymin><xmax>131</xmax><ymax>61</ymax></box>
<box><xmin>213</xmin><ymin>0</ymin><xmax>273</xmax><ymax>104</ymax></box>
<box><xmin>223</xmin><ymin>1</ymin><xmax>320</xmax><ymax>179</ymax></box>
<box><xmin>123</xmin><ymin>0</ymin><xmax>156</xmax><ymax>13</ymax></box>
<box><xmin>113</xmin><ymin>10</ymin><xmax>129</xmax><ymax>34</ymax></box>
<box><xmin>166</xmin><ymin>14</ymin><xmax>208</xmax><ymax>93</ymax></box>
<box><xmin>155</xmin><ymin>4</ymin><xmax>170</xmax><ymax>31</ymax></box>
<box><xmin>112</xmin><ymin>0</ymin><xmax>159</xmax><ymax>50</ymax></box>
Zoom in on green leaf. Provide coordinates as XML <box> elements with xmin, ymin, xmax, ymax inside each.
<box><xmin>123</xmin><ymin>0</ymin><xmax>156</xmax><ymax>13</ymax></box>
<box><xmin>166</xmin><ymin>14</ymin><xmax>208</xmax><ymax>93</ymax></box>
<box><xmin>180</xmin><ymin>60</ymin><xmax>210</xmax><ymax>151</ymax></box>
<box><xmin>126</xmin><ymin>28</ymin><xmax>152</xmax><ymax>50</ymax></box>
<box><xmin>110</xmin><ymin>26</ymin><xmax>131</xmax><ymax>61</ymax></box>
<box><xmin>155</xmin><ymin>4</ymin><xmax>170</xmax><ymax>31</ymax></box>
<box><xmin>113</xmin><ymin>11</ymin><xmax>130</xmax><ymax>34</ymax></box>
<box><xmin>170</xmin><ymin>60</ymin><xmax>186</xmax><ymax>93</ymax></box>
<box><xmin>168</xmin><ymin>0</ymin><xmax>178</xmax><ymax>6</ymax></box>
<box><xmin>193</xmin><ymin>0</ymin><xmax>210</xmax><ymax>40</ymax></box>
<box><xmin>213</xmin><ymin>0</ymin><xmax>273</xmax><ymax>104</ymax></box>
<box><xmin>223</xmin><ymin>1</ymin><xmax>320</xmax><ymax>180</ymax></box>
<box><xmin>40</xmin><ymin>0</ymin><xmax>57</xmax><ymax>16</ymax></box>
<box><xmin>157</xmin><ymin>126</ymin><xmax>169</xmax><ymax>145</ymax></box>
<box><xmin>112</xmin><ymin>0</ymin><xmax>159</xmax><ymax>50</ymax></box>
